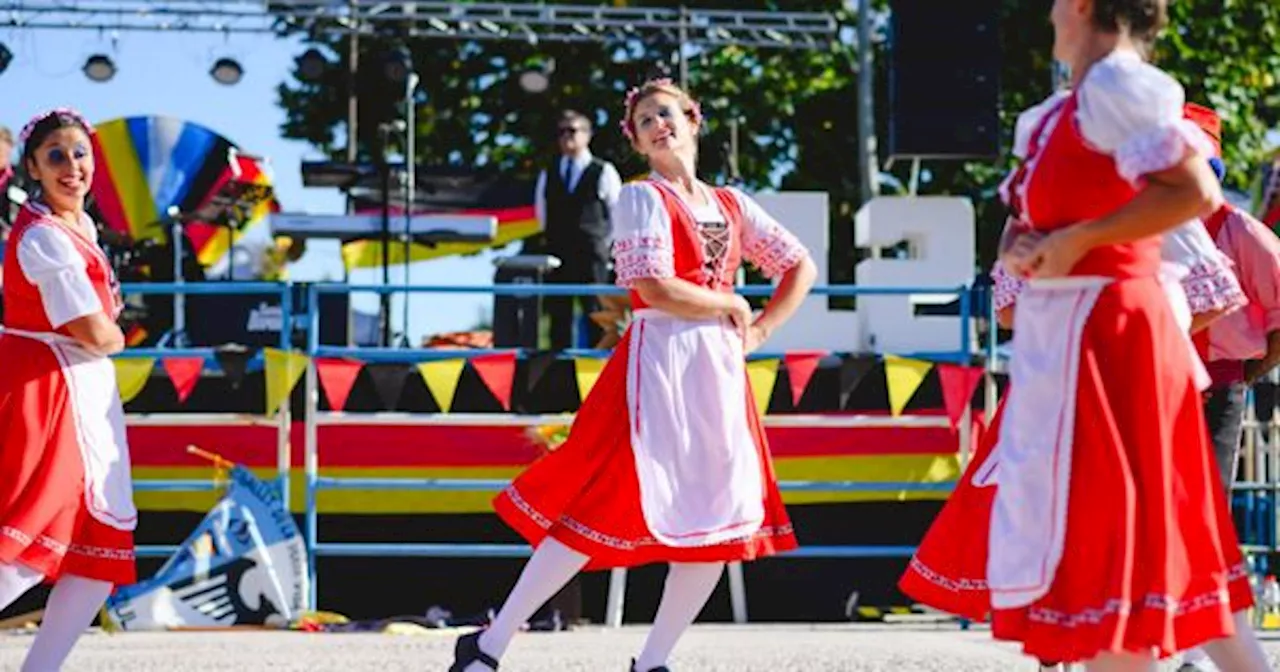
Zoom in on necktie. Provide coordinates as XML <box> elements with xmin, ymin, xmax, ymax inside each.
<box><xmin>562</xmin><ymin>160</ymin><xmax>573</xmax><ymax>190</ymax></box>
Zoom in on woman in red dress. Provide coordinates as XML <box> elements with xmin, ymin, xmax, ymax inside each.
<box><xmin>450</xmin><ymin>79</ymin><xmax>817</xmax><ymax>672</ymax></box>
<box><xmin>0</xmin><ymin>109</ymin><xmax>136</xmax><ymax>671</ymax></box>
<box><xmin>898</xmin><ymin>1</ymin><xmax>1269</xmax><ymax>670</ymax></box>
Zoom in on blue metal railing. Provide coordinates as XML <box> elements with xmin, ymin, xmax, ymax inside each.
<box><xmin>116</xmin><ymin>282</ymin><xmax>295</xmax><ymax>562</ymax></box>
<box><xmin>301</xmin><ymin>282</ymin><xmax>981</xmax><ymax>613</ymax></box>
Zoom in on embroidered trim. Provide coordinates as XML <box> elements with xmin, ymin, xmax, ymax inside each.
<box><xmin>743</xmin><ymin>222</ymin><xmax>806</xmax><ymax>279</ymax></box>
<box><xmin>1</xmin><ymin>525</ymin><xmax>134</xmax><ymax>561</ymax></box>
<box><xmin>1027</xmin><ymin>562</ymin><xmax>1250</xmax><ymax>628</ymax></box>
<box><xmin>1116</xmin><ymin>120</ymin><xmax>1216</xmax><ymax>187</ymax></box>
<box><xmin>503</xmin><ymin>485</ymin><xmax>794</xmax><ymax>550</ymax></box>
<box><xmin>990</xmin><ymin>263</ymin><xmax>1026</xmax><ymax>312</ymax></box>
<box><xmin>613</xmin><ymin>235</ymin><xmax>675</xmax><ymax>287</ymax></box>
<box><xmin>908</xmin><ymin>556</ymin><xmax>989</xmax><ymax>593</ymax></box>
<box><xmin>1182</xmin><ymin>258</ymin><xmax>1247</xmax><ymax>316</ymax></box>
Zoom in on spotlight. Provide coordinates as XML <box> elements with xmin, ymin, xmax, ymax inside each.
<box><xmin>297</xmin><ymin>47</ymin><xmax>328</xmax><ymax>81</ymax></box>
<box><xmin>381</xmin><ymin>46</ymin><xmax>413</xmax><ymax>84</ymax></box>
<box><xmin>518</xmin><ymin>58</ymin><xmax>555</xmax><ymax>94</ymax></box>
<box><xmin>210</xmin><ymin>57</ymin><xmax>244</xmax><ymax>85</ymax></box>
<box><xmin>83</xmin><ymin>54</ymin><xmax>115</xmax><ymax>82</ymax></box>
<box><xmin>0</xmin><ymin>43</ymin><xmax>11</xmax><ymax>75</ymax></box>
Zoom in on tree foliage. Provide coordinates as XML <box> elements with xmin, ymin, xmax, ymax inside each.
<box><xmin>275</xmin><ymin>0</ymin><xmax>1280</xmax><ymax>272</ymax></box>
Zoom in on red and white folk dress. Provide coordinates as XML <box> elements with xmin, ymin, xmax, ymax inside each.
<box><xmin>493</xmin><ymin>175</ymin><xmax>808</xmax><ymax>569</ymax></box>
<box><xmin>897</xmin><ymin>50</ymin><xmax>1251</xmax><ymax>663</ymax></box>
<box><xmin>0</xmin><ymin>201</ymin><xmax>137</xmax><ymax>586</ymax></box>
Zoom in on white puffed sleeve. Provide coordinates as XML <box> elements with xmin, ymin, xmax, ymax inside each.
<box><xmin>730</xmin><ymin>188</ymin><xmax>810</xmax><ymax>279</ymax></box>
<box><xmin>1161</xmin><ymin>221</ymin><xmax>1247</xmax><ymax>317</ymax></box>
<box><xmin>610</xmin><ymin>182</ymin><xmax>675</xmax><ymax>287</ymax></box>
<box><xmin>1075</xmin><ymin>51</ymin><xmax>1214</xmax><ymax>186</ymax></box>
<box><xmin>18</xmin><ymin>225</ymin><xmax>103</xmax><ymax>328</ymax></box>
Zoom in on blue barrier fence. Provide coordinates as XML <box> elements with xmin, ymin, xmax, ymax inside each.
<box><xmin>299</xmin><ymin>282</ymin><xmax>981</xmax><ymax>618</ymax></box>
<box><xmin>115</xmin><ymin>282</ymin><xmax>295</xmax><ymax>559</ymax></box>
<box><xmin>109</xmin><ymin>280</ymin><xmax>1279</xmax><ymax>623</ymax></box>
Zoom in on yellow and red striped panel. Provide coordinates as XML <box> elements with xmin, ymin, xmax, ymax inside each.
<box><xmin>128</xmin><ymin>417</ymin><xmax>973</xmax><ymax>513</ymax></box>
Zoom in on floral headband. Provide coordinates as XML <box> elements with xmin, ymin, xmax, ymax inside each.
<box><xmin>18</xmin><ymin>107</ymin><xmax>95</xmax><ymax>148</ymax></box>
<box><xmin>619</xmin><ymin>78</ymin><xmax>703</xmax><ymax>141</ymax></box>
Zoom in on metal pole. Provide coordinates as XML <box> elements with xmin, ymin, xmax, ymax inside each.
<box><xmin>170</xmin><ymin>217</ymin><xmax>186</xmax><ymax>344</ymax></box>
<box><xmin>346</xmin><ymin>0</ymin><xmax>359</xmax><ymax>165</ymax></box>
<box><xmin>856</xmin><ymin>0</ymin><xmax>876</xmax><ymax>205</ymax></box>
<box><xmin>379</xmin><ymin>126</ymin><xmax>392</xmax><ymax>347</ymax></box>
<box><xmin>729</xmin><ymin>117</ymin><xmax>741</xmax><ymax>183</ymax></box>
<box><xmin>401</xmin><ymin>72</ymin><xmax>418</xmax><ymax>348</ymax></box>
<box><xmin>677</xmin><ymin>6</ymin><xmax>688</xmax><ymax>89</ymax></box>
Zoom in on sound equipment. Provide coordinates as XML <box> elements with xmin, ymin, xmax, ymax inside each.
<box><xmin>888</xmin><ymin>0</ymin><xmax>1001</xmax><ymax>159</ymax></box>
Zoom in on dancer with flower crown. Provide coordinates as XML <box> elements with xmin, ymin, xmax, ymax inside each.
<box><xmin>449</xmin><ymin>78</ymin><xmax>817</xmax><ymax>672</ymax></box>
<box><xmin>0</xmin><ymin>108</ymin><xmax>136</xmax><ymax>671</ymax></box>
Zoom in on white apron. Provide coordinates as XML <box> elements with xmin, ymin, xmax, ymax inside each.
<box><xmin>986</xmin><ymin>277</ymin><xmax>1108</xmax><ymax>609</ymax></box>
<box><xmin>2</xmin><ymin>328</ymin><xmax>138</xmax><ymax>532</ymax></box>
<box><xmin>624</xmin><ymin>308</ymin><xmax>765</xmax><ymax>547</ymax></box>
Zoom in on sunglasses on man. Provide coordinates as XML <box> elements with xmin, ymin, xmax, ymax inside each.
<box><xmin>558</xmin><ymin>126</ymin><xmax>586</xmax><ymax>137</ymax></box>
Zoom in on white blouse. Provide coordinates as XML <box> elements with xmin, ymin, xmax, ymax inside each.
<box><xmin>611</xmin><ymin>177</ymin><xmax>808</xmax><ymax>287</ymax></box>
<box><xmin>17</xmin><ymin>221</ymin><xmax>103</xmax><ymax>329</ymax></box>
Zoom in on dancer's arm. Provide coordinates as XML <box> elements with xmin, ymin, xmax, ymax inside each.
<box><xmin>733</xmin><ymin>188</ymin><xmax>816</xmax><ymax>352</ymax></box>
<box><xmin>17</xmin><ymin>225</ymin><xmax>124</xmax><ymax>355</ymax></box>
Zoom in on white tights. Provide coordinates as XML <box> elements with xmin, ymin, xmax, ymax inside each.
<box><xmin>0</xmin><ymin>561</ymin><xmax>114</xmax><ymax>672</ymax></box>
<box><xmin>471</xmin><ymin>538</ymin><xmax>723</xmax><ymax>671</ymax></box>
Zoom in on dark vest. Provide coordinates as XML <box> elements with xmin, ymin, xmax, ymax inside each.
<box><xmin>545</xmin><ymin>156</ymin><xmax>610</xmax><ymax>258</ymax></box>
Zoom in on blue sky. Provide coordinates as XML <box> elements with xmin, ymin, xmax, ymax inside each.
<box><xmin>0</xmin><ymin>27</ymin><xmax>508</xmax><ymax>343</ymax></box>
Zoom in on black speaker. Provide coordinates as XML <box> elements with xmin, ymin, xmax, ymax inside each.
<box><xmin>889</xmin><ymin>0</ymin><xmax>1002</xmax><ymax>159</ymax></box>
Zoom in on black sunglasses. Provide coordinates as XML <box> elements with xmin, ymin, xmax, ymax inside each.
<box><xmin>558</xmin><ymin>126</ymin><xmax>585</xmax><ymax>137</ymax></box>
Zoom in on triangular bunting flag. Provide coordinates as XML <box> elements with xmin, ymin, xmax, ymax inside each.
<box><xmin>471</xmin><ymin>351</ymin><xmax>518</xmax><ymax>411</ymax></box>
<box><xmin>364</xmin><ymin>363</ymin><xmax>411</xmax><ymax>411</ymax></box>
<box><xmin>937</xmin><ymin>364</ymin><xmax>986</xmax><ymax>432</ymax></box>
<box><xmin>838</xmin><ymin>355</ymin><xmax>876</xmax><ymax>409</ymax></box>
<box><xmin>883</xmin><ymin>355</ymin><xmax>933</xmax><ymax>417</ymax></box>
<box><xmin>161</xmin><ymin>357</ymin><xmax>205</xmax><ymax>404</ymax></box>
<box><xmin>214</xmin><ymin>344</ymin><xmax>252</xmax><ymax>390</ymax></box>
<box><xmin>783</xmin><ymin>350</ymin><xmax>826</xmax><ymax>406</ymax></box>
<box><xmin>316</xmin><ymin>358</ymin><xmax>363</xmax><ymax>411</ymax></box>
<box><xmin>573</xmin><ymin>357</ymin><xmax>607</xmax><ymax>402</ymax></box>
<box><xmin>524</xmin><ymin>350</ymin><xmax>557</xmax><ymax>394</ymax></box>
<box><xmin>416</xmin><ymin>359</ymin><xmax>466</xmax><ymax>413</ymax></box>
<box><xmin>114</xmin><ymin>358</ymin><xmax>155</xmax><ymax>404</ymax></box>
<box><xmin>745</xmin><ymin>358</ymin><xmax>780</xmax><ymax>417</ymax></box>
<box><xmin>264</xmin><ymin>348</ymin><xmax>309</xmax><ymax>416</ymax></box>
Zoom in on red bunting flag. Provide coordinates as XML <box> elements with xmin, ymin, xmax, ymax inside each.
<box><xmin>937</xmin><ymin>363</ymin><xmax>986</xmax><ymax>432</ymax></box>
<box><xmin>471</xmin><ymin>351</ymin><xmax>519</xmax><ymax>411</ymax></box>
<box><xmin>783</xmin><ymin>350</ymin><xmax>826</xmax><ymax>406</ymax></box>
<box><xmin>316</xmin><ymin>358</ymin><xmax>363</xmax><ymax>411</ymax></box>
<box><xmin>161</xmin><ymin>357</ymin><xmax>205</xmax><ymax>404</ymax></box>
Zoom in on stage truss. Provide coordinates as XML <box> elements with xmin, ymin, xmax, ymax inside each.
<box><xmin>3</xmin><ymin>1</ymin><xmax>840</xmax><ymax>50</ymax></box>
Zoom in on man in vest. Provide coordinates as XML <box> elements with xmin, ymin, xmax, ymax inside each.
<box><xmin>534</xmin><ymin>110</ymin><xmax>622</xmax><ymax>350</ymax></box>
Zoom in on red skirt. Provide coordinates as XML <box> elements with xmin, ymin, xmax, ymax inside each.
<box><xmin>899</xmin><ymin>278</ymin><xmax>1251</xmax><ymax>662</ymax></box>
<box><xmin>0</xmin><ymin>335</ymin><xmax>136</xmax><ymax>585</ymax></box>
<box><xmin>492</xmin><ymin>329</ymin><xmax>797</xmax><ymax>570</ymax></box>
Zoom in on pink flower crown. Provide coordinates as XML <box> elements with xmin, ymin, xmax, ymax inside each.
<box><xmin>19</xmin><ymin>108</ymin><xmax>95</xmax><ymax>148</ymax></box>
<box><xmin>619</xmin><ymin>78</ymin><xmax>703</xmax><ymax>141</ymax></box>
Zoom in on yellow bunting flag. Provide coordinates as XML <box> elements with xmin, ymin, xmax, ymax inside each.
<box><xmin>113</xmin><ymin>358</ymin><xmax>156</xmax><ymax>404</ymax></box>
<box><xmin>745</xmin><ymin>358</ymin><xmax>780</xmax><ymax>417</ymax></box>
<box><xmin>264</xmin><ymin>348</ymin><xmax>310</xmax><ymax>416</ymax></box>
<box><xmin>416</xmin><ymin>359</ymin><xmax>467</xmax><ymax>413</ymax></box>
<box><xmin>883</xmin><ymin>355</ymin><xmax>934</xmax><ymax>416</ymax></box>
<box><xmin>573</xmin><ymin>358</ymin><xmax>607</xmax><ymax>402</ymax></box>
